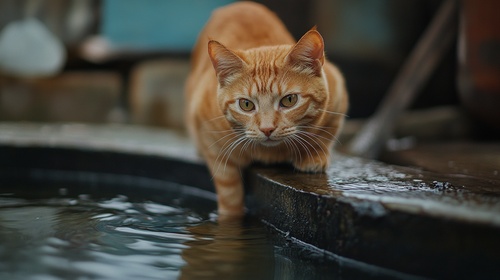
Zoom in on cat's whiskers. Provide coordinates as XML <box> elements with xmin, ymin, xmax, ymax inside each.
<box><xmin>283</xmin><ymin>137</ymin><xmax>301</xmax><ymax>165</ymax></box>
<box><xmin>297</xmin><ymin>125</ymin><xmax>341</xmax><ymax>145</ymax></box>
<box><xmin>296</xmin><ymin>131</ymin><xmax>329</xmax><ymax>160</ymax></box>
<box><xmin>297</xmin><ymin>127</ymin><xmax>336</xmax><ymax>143</ymax></box>
<box><xmin>239</xmin><ymin>136</ymin><xmax>255</xmax><ymax>158</ymax></box>
<box><xmin>212</xmin><ymin>132</ymin><xmax>243</xmax><ymax>164</ymax></box>
<box><xmin>290</xmin><ymin>134</ymin><xmax>314</xmax><ymax>161</ymax></box>
<box><xmin>299</xmin><ymin>134</ymin><xmax>319</xmax><ymax>159</ymax></box>
<box><xmin>208</xmin><ymin>130</ymin><xmax>243</xmax><ymax>149</ymax></box>
<box><xmin>213</xmin><ymin>133</ymin><xmax>249</xmax><ymax>177</ymax></box>
<box><xmin>249</xmin><ymin>140</ymin><xmax>258</xmax><ymax>157</ymax></box>
<box><xmin>206</xmin><ymin>128</ymin><xmax>242</xmax><ymax>134</ymax></box>
<box><xmin>245</xmin><ymin>130</ymin><xmax>260</xmax><ymax>138</ymax></box>
<box><xmin>276</xmin><ymin>127</ymin><xmax>303</xmax><ymax>163</ymax></box>
<box><xmin>318</xmin><ymin>109</ymin><xmax>349</xmax><ymax>118</ymax></box>
<box><xmin>220</xmin><ymin>136</ymin><xmax>250</xmax><ymax>175</ymax></box>
<box><xmin>203</xmin><ymin>115</ymin><xmax>226</xmax><ymax>125</ymax></box>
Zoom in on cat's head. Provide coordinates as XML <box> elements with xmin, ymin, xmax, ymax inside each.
<box><xmin>208</xmin><ymin>29</ymin><xmax>328</xmax><ymax>147</ymax></box>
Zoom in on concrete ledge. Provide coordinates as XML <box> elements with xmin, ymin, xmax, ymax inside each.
<box><xmin>248</xmin><ymin>159</ymin><xmax>500</xmax><ymax>279</ymax></box>
<box><xmin>1</xmin><ymin>123</ymin><xmax>499</xmax><ymax>279</ymax></box>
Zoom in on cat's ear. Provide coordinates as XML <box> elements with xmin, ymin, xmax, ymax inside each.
<box><xmin>287</xmin><ymin>28</ymin><xmax>325</xmax><ymax>76</ymax></box>
<box><xmin>208</xmin><ymin>40</ymin><xmax>246</xmax><ymax>87</ymax></box>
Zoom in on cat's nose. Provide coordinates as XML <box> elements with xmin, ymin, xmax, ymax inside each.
<box><xmin>260</xmin><ymin>127</ymin><xmax>275</xmax><ymax>137</ymax></box>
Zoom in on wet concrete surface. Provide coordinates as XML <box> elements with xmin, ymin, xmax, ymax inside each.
<box><xmin>1</xmin><ymin>123</ymin><xmax>499</xmax><ymax>279</ymax></box>
<box><xmin>251</xmin><ymin>154</ymin><xmax>500</xmax><ymax>226</ymax></box>
<box><xmin>248</xmin><ymin>154</ymin><xmax>500</xmax><ymax>279</ymax></box>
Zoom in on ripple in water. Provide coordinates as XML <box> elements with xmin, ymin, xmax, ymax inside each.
<box><xmin>0</xmin><ymin>194</ymin><xmax>276</xmax><ymax>280</ymax></box>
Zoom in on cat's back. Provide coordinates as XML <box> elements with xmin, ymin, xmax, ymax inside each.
<box><xmin>205</xmin><ymin>2</ymin><xmax>294</xmax><ymax>48</ymax></box>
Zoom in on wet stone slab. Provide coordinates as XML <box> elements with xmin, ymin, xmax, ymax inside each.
<box><xmin>248</xmin><ymin>155</ymin><xmax>500</xmax><ymax>279</ymax></box>
<box><xmin>1</xmin><ymin>122</ymin><xmax>499</xmax><ymax>279</ymax></box>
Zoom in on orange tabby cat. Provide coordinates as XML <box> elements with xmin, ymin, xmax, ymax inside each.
<box><xmin>185</xmin><ymin>2</ymin><xmax>348</xmax><ymax>218</ymax></box>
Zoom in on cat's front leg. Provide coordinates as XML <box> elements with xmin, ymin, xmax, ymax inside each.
<box><xmin>207</xmin><ymin>158</ymin><xmax>246</xmax><ymax>219</ymax></box>
<box><xmin>213</xmin><ymin>171</ymin><xmax>245</xmax><ymax>219</ymax></box>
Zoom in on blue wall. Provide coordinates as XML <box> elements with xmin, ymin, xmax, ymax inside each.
<box><xmin>102</xmin><ymin>0</ymin><xmax>234</xmax><ymax>52</ymax></box>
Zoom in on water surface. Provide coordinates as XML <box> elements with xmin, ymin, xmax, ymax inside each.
<box><xmin>0</xmin><ymin>185</ymin><xmax>405</xmax><ymax>280</ymax></box>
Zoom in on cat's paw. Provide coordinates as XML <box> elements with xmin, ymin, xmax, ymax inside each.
<box><xmin>293</xmin><ymin>158</ymin><xmax>329</xmax><ymax>173</ymax></box>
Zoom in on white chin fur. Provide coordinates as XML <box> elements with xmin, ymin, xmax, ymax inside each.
<box><xmin>260</xmin><ymin>139</ymin><xmax>282</xmax><ymax>147</ymax></box>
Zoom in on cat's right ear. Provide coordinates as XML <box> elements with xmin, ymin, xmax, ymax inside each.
<box><xmin>286</xmin><ymin>29</ymin><xmax>325</xmax><ymax>77</ymax></box>
<box><xmin>208</xmin><ymin>40</ymin><xmax>246</xmax><ymax>87</ymax></box>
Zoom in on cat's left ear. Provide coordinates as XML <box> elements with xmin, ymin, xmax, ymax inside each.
<box><xmin>208</xmin><ymin>40</ymin><xmax>246</xmax><ymax>87</ymax></box>
<box><xmin>287</xmin><ymin>28</ymin><xmax>325</xmax><ymax>76</ymax></box>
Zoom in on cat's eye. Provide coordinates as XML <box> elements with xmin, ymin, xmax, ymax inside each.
<box><xmin>280</xmin><ymin>94</ymin><xmax>298</xmax><ymax>108</ymax></box>
<box><xmin>239</xmin><ymin>99</ymin><xmax>255</xmax><ymax>111</ymax></box>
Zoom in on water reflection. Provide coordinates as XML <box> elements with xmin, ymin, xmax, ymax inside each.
<box><xmin>181</xmin><ymin>219</ymin><xmax>275</xmax><ymax>279</ymax></box>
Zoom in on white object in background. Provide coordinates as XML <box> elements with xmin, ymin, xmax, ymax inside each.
<box><xmin>0</xmin><ymin>18</ymin><xmax>66</xmax><ymax>77</ymax></box>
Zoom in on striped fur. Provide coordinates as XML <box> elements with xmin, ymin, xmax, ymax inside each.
<box><xmin>185</xmin><ymin>2</ymin><xmax>348</xmax><ymax>218</ymax></box>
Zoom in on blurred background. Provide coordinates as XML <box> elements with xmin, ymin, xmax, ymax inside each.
<box><xmin>0</xmin><ymin>0</ymin><xmax>498</xmax><ymax>155</ymax></box>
